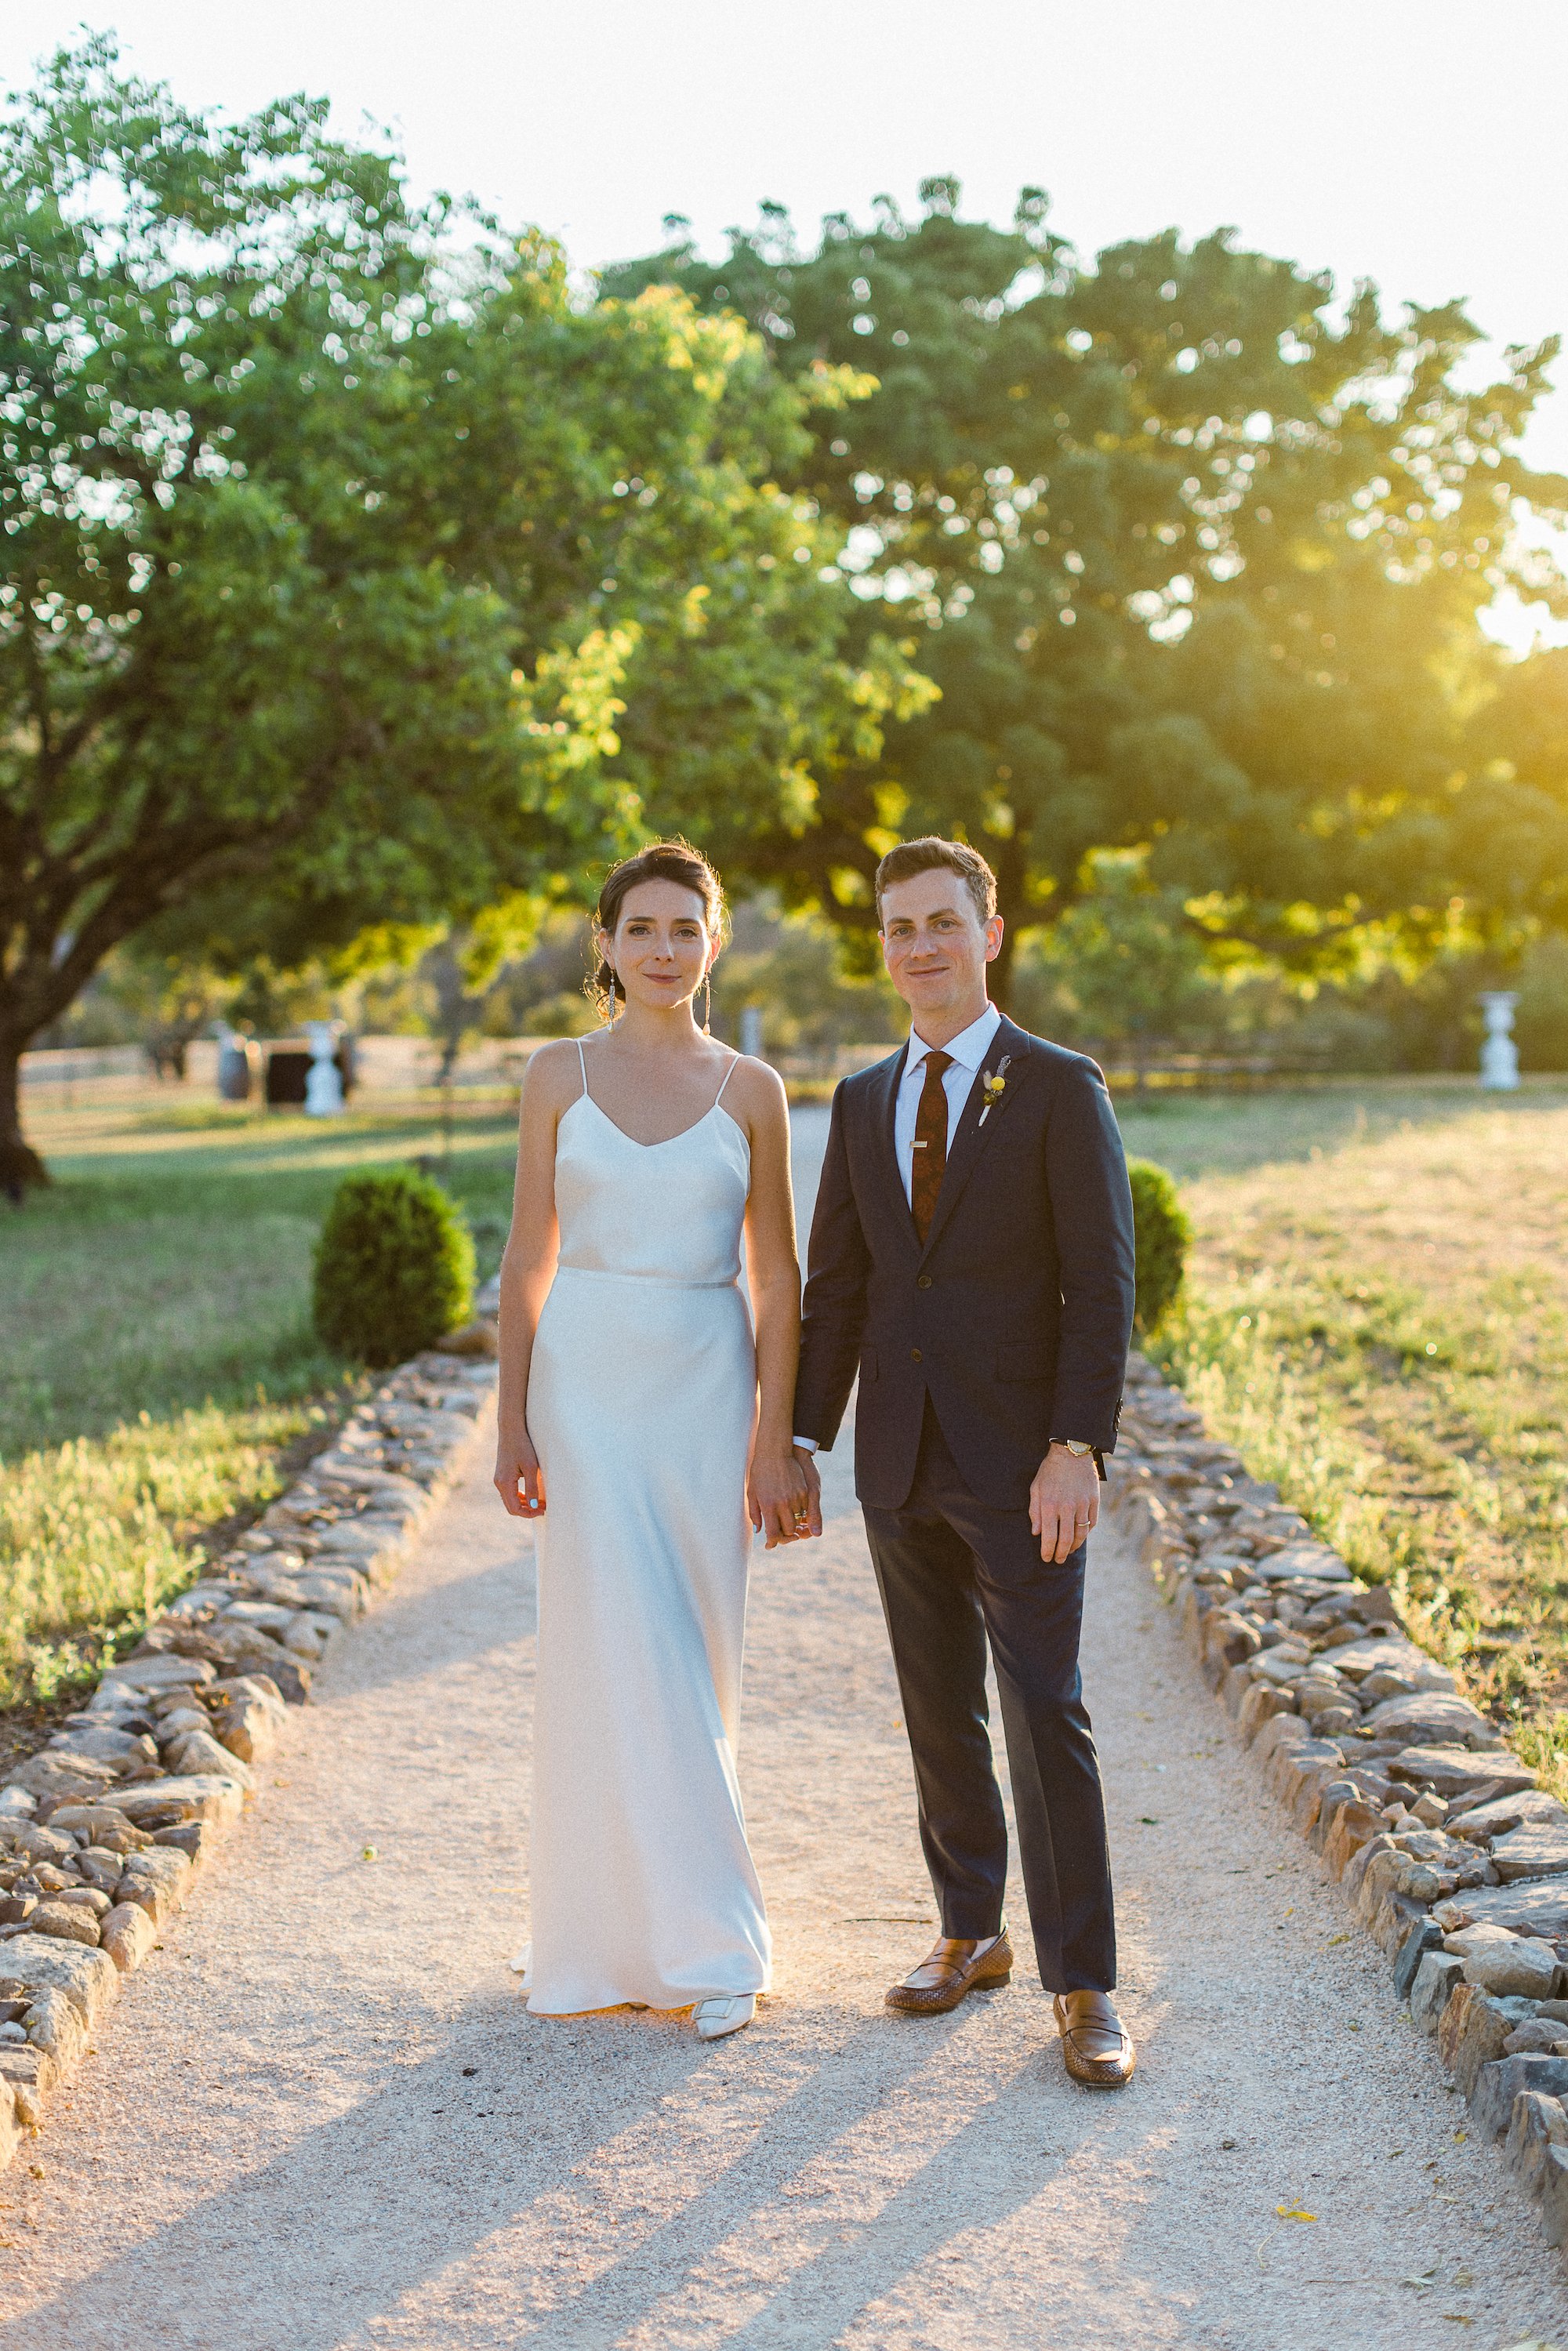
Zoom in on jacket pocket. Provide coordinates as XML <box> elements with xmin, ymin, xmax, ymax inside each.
<box><xmin>996</xmin><ymin>1344</ymin><xmax>1051</xmax><ymax>1383</ymax></box>
<box><xmin>858</xmin><ymin>1347</ymin><xmax>879</xmax><ymax>1383</ymax></box>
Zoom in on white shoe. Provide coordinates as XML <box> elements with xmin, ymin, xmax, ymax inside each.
<box><xmin>510</xmin><ymin>1943</ymin><xmax>532</xmax><ymax>1978</ymax></box>
<box><xmin>694</xmin><ymin>1995</ymin><xmax>755</xmax><ymax>2041</ymax></box>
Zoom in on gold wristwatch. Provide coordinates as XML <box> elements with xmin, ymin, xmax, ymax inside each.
<box><xmin>1053</xmin><ymin>1439</ymin><xmax>1094</xmax><ymax>1457</ymax></box>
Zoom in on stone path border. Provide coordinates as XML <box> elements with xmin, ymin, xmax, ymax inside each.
<box><xmin>12</xmin><ymin>1282</ymin><xmax>1568</xmax><ymax>2289</ymax></box>
<box><xmin>0</xmin><ymin>1286</ymin><xmax>503</xmax><ymax>2173</ymax></box>
<box><xmin>1113</xmin><ymin>1345</ymin><xmax>1568</xmax><ymax>2264</ymax></box>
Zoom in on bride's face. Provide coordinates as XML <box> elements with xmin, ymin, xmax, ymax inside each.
<box><xmin>601</xmin><ymin>880</ymin><xmax>715</xmax><ymax>1014</ymax></box>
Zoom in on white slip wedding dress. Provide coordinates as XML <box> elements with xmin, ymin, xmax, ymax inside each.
<box><xmin>521</xmin><ymin>1038</ymin><xmax>772</xmax><ymax>2013</ymax></box>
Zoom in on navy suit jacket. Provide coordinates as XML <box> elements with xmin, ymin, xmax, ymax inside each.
<box><xmin>793</xmin><ymin>1014</ymin><xmax>1137</xmax><ymax>1512</ymax></box>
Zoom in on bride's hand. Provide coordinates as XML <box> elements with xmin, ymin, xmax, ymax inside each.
<box><xmin>749</xmin><ymin>1443</ymin><xmax>819</xmax><ymax>1548</ymax></box>
<box><xmin>495</xmin><ymin>1428</ymin><xmax>546</xmax><ymax>1520</ymax></box>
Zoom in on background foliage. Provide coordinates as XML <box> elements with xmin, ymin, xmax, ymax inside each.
<box><xmin>607</xmin><ymin>180</ymin><xmax>1568</xmax><ymax>1014</ymax></box>
<box><xmin>1127</xmin><ymin>1157</ymin><xmax>1190</xmax><ymax>1336</ymax></box>
<box><xmin>9</xmin><ymin>43</ymin><xmax>1568</xmax><ymax>1158</ymax></box>
<box><xmin>0</xmin><ymin>38</ymin><xmax>922</xmax><ymax>1181</ymax></box>
<box><xmin>313</xmin><ymin>1166</ymin><xmax>475</xmax><ymax>1366</ymax></box>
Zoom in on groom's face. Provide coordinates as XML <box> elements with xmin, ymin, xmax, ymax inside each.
<box><xmin>878</xmin><ymin>869</ymin><xmax>1004</xmax><ymax>1026</ymax></box>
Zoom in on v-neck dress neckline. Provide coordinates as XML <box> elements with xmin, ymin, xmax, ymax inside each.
<box><xmin>572</xmin><ymin>1035</ymin><xmax>742</xmax><ymax>1152</ymax></box>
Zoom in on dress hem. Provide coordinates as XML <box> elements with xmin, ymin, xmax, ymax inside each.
<box><xmin>524</xmin><ymin>1971</ymin><xmax>771</xmax><ymax>2015</ymax></box>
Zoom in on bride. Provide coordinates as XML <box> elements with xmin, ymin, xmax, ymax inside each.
<box><xmin>493</xmin><ymin>840</ymin><xmax>817</xmax><ymax>2041</ymax></box>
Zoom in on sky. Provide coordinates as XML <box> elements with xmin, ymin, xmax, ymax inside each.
<box><xmin>5</xmin><ymin>2</ymin><xmax>1567</xmax><ymax>641</ymax></box>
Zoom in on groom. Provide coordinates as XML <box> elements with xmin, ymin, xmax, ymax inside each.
<box><xmin>792</xmin><ymin>836</ymin><xmax>1138</xmax><ymax>2088</ymax></box>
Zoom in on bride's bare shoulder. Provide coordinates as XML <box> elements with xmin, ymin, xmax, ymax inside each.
<box><xmin>721</xmin><ymin>1051</ymin><xmax>789</xmax><ymax>1130</ymax></box>
<box><xmin>521</xmin><ymin>1036</ymin><xmax>587</xmax><ymax>1111</ymax></box>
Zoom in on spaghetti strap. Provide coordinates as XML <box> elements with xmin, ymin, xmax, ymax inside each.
<box><xmin>713</xmin><ymin>1050</ymin><xmax>742</xmax><ymax>1109</ymax></box>
<box><xmin>575</xmin><ymin>1036</ymin><xmax>590</xmax><ymax>1103</ymax></box>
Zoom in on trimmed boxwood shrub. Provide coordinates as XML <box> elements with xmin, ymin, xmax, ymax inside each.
<box><xmin>313</xmin><ymin>1168</ymin><xmax>475</xmax><ymax>1369</ymax></box>
<box><xmin>1127</xmin><ymin>1157</ymin><xmax>1190</xmax><ymax>1337</ymax></box>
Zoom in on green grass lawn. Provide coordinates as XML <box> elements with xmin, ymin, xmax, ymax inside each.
<box><xmin>7</xmin><ymin>1073</ymin><xmax>1568</xmax><ymax>1766</ymax></box>
<box><xmin>1114</xmin><ymin>1071</ymin><xmax>1568</xmax><ymax>1181</ymax></box>
<box><xmin>1119</xmin><ymin>1078</ymin><xmax>1568</xmax><ymax>1789</ymax></box>
<box><xmin>4</xmin><ymin>1098</ymin><xmax>520</xmax><ymax>1458</ymax></box>
<box><xmin>0</xmin><ymin>1096</ymin><xmax>521</xmax><ymax>1708</ymax></box>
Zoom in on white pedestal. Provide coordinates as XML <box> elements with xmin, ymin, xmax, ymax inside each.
<box><xmin>305</xmin><ymin>1022</ymin><xmax>345</xmax><ymax>1116</ymax></box>
<box><xmin>1479</xmin><ymin>992</ymin><xmax>1520</xmax><ymax>1090</ymax></box>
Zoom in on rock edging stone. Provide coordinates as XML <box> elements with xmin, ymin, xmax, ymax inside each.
<box><xmin>1110</xmin><ymin>1348</ymin><xmax>1568</xmax><ymax>2262</ymax></box>
<box><xmin>0</xmin><ymin>1293</ymin><xmax>501</xmax><ymax>2171</ymax></box>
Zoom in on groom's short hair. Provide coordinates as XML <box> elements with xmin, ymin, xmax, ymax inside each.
<box><xmin>875</xmin><ymin>836</ymin><xmax>997</xmax><ymax>927</ymax></box>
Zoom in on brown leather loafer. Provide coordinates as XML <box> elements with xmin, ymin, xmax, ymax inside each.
<box><xmin>1054</xmin><ymin>1990</ymin><xmax>1135</xmax><ymax>2088</ymax></box>
<box><xmin>885</xmin><ymin>1928</ymin><xmax>1013</xmax><ymax>2015</ymax></box>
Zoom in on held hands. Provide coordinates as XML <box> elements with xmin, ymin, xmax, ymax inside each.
<box><xmin>495</xmin><ymin>1424</ymin><xmax>822</xmax><ymax>1545</ymax></box>
<box><xmin>495</xmin><ymin>1427</ymin><xmax>546</xmax><ymax>1520</ymax></box>
<box><xmin>793</xmin><ymin>1446</ymin><xmax>823</xmax><ymax>1541</ymax></box>
<box><xmin>750</xmin><ymin>1442</ymin><xmax>823</xmax><ymax>1547</ymax></box>
<box><xmin>1029</xmin><ymin>1443</ymin><xmax>1099</xmax><ymax>1563</ymax></box>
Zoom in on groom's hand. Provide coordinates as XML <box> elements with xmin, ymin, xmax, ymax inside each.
<box><xmin>793</xmin><ymin>1447</ymin><xmax>823</xmax><ymax>1540</ymax></box>
<box><xmin>751</xmin><ymin>1444</ymin><xmax>822</xmax><ymax>1546</ymax></box>
<box><xmin>1029</xmin><ymin>1445</ymin><xmax>1099</xmax><ymax>1563</ymax></box>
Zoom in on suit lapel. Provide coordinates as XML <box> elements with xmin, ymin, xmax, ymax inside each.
<box><xmin>873</xmin><ymin>1040</ymin><xmax>920</xmax><ymax>1247</ymax></box>
<box><xmin>919</xmin><ymin>1016</ymin><xmax>1030</xmax><ymax>1261</ymax></box>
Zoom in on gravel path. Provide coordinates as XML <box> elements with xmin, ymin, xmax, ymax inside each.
<box><xmin>2</xmin><ymin>1105</ymin><xmax>1566</xmax><ymax>2346</ymax></box>
<box><xmin>3</xmin><ymin>1434</ymin><xmax>1567</xmax><ymax>2346</ymax></box>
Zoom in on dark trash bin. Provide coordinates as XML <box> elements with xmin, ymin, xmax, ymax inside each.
<box><xmin>264</xmin><ymin>1049</ymin><xmax>311</xmax><ymax>1107</ymax></box>
<box><xmin>264</xmin><ymin>1041</ymin><xmax>356</xmax><ymax>1108</ymax></box>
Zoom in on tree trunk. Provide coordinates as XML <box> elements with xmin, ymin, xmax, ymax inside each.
<box><xmin>989</xmin><ymin>836</ymin><xmax>1029</xmax><ymax>1016</ymax></box>
<box><xmin>0</xmin><ymin>1039</ymin><xmax>49</xmax><ymax>1199</ymax></box>
<box><xmin>989</xmin><ymin>917</ymin><xmax>1016</xmax><ymax>1013</ymax></box>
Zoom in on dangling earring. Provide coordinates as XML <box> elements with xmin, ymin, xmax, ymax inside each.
<box><xmin>602</xmin><ymin>963</ymin><xmax>618</xmax><ymax>1028</ymax></box>
<box><xmin>700</xmin><ymin>972</ymin><xmax>712</xmax><ymax>1035</ymax></box>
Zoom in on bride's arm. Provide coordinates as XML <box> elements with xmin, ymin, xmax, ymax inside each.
<box><xmin>493</xmin><ymin>1044</ymin><xmax>568</xmax><ymax>1518</ymax></box>
<box><xmin>739</xmin><ymin>1062</ymin><xmax>819</xmax><ymax>1547</ymax></box>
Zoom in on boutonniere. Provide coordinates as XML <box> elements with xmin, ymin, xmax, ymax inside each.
<box><xmin>978</xmin><ymin>1055</ymin><xmax>1012</xmax><ymax>1126</ymax></box>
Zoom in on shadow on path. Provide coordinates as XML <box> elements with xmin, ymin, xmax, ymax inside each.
<box><xmin>0</xmin><ymin>1993</ymin><xmax>1062</xmax><ymax>2351</ymax></box>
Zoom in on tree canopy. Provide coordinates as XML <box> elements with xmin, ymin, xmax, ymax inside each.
<box><xmin>9</xmin><ymin>44</ymin><xmax>1568</xmax><ymax>1181</ymax></box>
<box><xmin>0</xmin><ymin>39</ymin><xmax>919</xmax><ymax>1181</ymax></box>
<box><xmin>606</xmin><ymin>181</ymin><xmax>1568</xmax><ymax>996</ymax></box>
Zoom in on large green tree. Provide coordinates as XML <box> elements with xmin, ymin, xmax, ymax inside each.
<box><xmin>607</xmin><ymin>182</ymin><xmax>1568</xmax><ymax>998</ymax></box>
<box><xmin>0</xmin><ymin>41</ymin><xmax>919</xmax><ymax>1184</ymax></box>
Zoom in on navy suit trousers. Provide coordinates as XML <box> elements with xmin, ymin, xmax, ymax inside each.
<box><xmin>862</xmin><ymin>1402</ymin><xmax>1116</xmax><ymax>1994</ymax></box>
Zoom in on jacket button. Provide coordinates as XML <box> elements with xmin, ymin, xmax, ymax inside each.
<box><xmin>917</xmin><ymin>1275</ymin><xmax>932</xmax><ymax>1290</ymax></box>
<box><xmin>910</xmin><ymin>1348</ymin><xmax>923</xmax><ymax>1363</ymax></box>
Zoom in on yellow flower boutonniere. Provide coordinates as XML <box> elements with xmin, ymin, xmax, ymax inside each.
<box><xmin>978</xmin><ymin>1056</ymin><xmax>1012</xmax><ymax>1126</ymax></box>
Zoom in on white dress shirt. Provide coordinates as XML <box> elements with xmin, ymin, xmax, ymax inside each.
<box><xmin>894</xmin><ymin>1001</ymin><xmax>1002</xmax><ymax>1206</ymax></box>
<box><xmin>793</xmin><ymin>1002</ymin><xmax>1001</xmax><ymax>1453</ymax></box>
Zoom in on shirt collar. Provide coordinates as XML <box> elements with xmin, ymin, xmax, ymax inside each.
<box><xmin>907</xmin><ymin>1000</ymin><xmax>1001</xmax><ymax>1076</ymax></box>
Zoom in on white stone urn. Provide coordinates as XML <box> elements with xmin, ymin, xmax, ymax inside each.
<box><xmin>305</xmin><ymin>1021</ymin><xmax>346</xmax><ymax>1116</ymax></box>
<box><xmin>1479</xmin><ymin>992</ymin><xmax>1521</xmax><ymax>1090</ymax></box>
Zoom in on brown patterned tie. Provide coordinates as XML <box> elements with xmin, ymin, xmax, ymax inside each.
<box><xmin>910</xmin><ymin>1050</ymin><xmax>953</xmax><ymax>1243</ymax></box>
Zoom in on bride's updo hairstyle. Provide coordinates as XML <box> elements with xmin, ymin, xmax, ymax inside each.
<box><xmin>588</xmin><ymin>839</ymin><xmax>730</xmax><ymax>1021</ymax></box>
